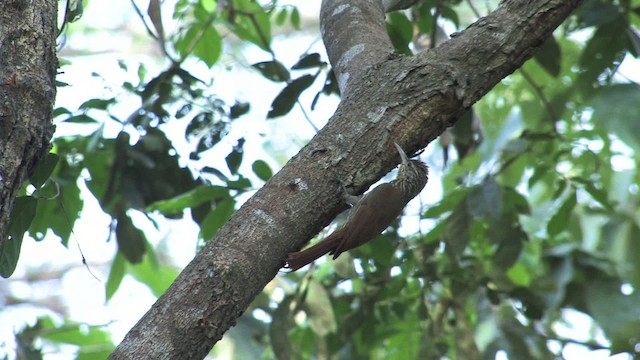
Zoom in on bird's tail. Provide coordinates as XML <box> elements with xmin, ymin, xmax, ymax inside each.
<box><xmin>286</xmin><ymin>232</ymin><xmax>342</xmax><ymax>271</ymax></box>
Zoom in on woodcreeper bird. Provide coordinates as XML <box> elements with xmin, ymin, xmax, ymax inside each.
<box><xmin>286</xmin><ymin>143</ymin><xmax>429</xmax><ymax>271</ymax></box>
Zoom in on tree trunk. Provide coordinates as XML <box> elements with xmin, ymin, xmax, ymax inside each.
<box><xmin>0</xmin><ymin>1</ymin><xmax>58</xmax><ymax>249</ymax></box>
<box><xmin>103</xmin><ymin>0</ymin><xmax>581</xmax><ymax>358</ymax></box>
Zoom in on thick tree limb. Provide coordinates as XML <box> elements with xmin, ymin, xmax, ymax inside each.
<box><xmin>0</xmin><ymin>2</ymin><xmax>57</xmax><ymax>248</ymax></box>
<box><xmin>110</xmin><ymin>0</ymin><xmax>582</xmax><ymax>358</ymax></box>
<box><xmin>321</xmin><ymin>0</ymin><xmax>393</xmax><ymax>95</ymax></box>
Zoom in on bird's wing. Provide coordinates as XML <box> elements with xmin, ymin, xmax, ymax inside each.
<box><xmin>332</xmin><ymin>183</ymin><xmax>406</xmax><ymax>258</ymax></box>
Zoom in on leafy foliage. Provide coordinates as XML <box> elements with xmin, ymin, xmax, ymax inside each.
<box><xmin>14</xmin><ymin>317</ymin><xmax>115</xmax><ymax>359</ymax></box>
<box><xmin>4</xmin><ymin>0</ymin><xmax>640</xmax><ymax>359</ymax></box>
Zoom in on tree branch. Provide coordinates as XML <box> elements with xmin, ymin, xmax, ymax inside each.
<box><xmin>109</xmin><ymin>0</ymin><xmax>583</xmax><ymax>358</ymax></box>
<box><xmin>321</xmin><ymin>0</ymin><xmax>393</xmax><ymax>95</ymax></box>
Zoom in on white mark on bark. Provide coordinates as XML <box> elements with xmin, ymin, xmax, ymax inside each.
<box><xmin>339</xmin><ymin>72</ymin><xmax>349</xmax><ymax>94</ymax></box>
<box><xmin>254</xmin><ymin>209</ymin><xmax>276</xmax><ymax>226</ymax></box>
<box><xmin>332</xmin><ymin>4</ymin><xmax>349</xmax><ymax>16</ymax></box>
<box><xmin>294</xmin><ymin>178</ymin><xmax>308</xmax><ymax>191</ymax></box>
<box><xmin>340</xmin><ymin>43</ymin><xmax>365</xmax><ymax>68</ymax></box>
<box><xmin>367</xmin><ymin>107</ymin><xmax>386</xmax><ymax>123</ymax></box>
<box><xmin>337</xmin><ymin>44</ymin><xmax>365</xmax><ymax>93</ymax></box>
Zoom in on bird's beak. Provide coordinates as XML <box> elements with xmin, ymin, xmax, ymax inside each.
<box><xmin>394</xmin><ymin>142</ymin><xmax>409</xmax><ymax>165</ymax></box>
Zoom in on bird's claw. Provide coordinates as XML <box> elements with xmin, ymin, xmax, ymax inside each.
<box><xmin>332</xmin><ymin>174</ymin><xmax>361</xmax><ymax>207</ymax></box>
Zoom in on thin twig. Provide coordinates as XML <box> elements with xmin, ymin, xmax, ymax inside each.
<box><xmin>129</xmin><ymin>0</ymin><xmax>173</xmax><ymax>60</ymax></box>
<box><xmin>466</xmin><ymin>0</ymin><xmax>481</xmax><ymax>18</ymax></box>
<box><xmin>58</xmin><ymin>193</ymin><xmax>102</xmax><ymax>282</ymax></box>
<box><xmin>518</xmin><ymin>68</ymin><xmax>559</xmax><ymax>133</ymax></box>
<box><xmin>296</xmin><ymin>99</ymin><xmax>319</xmax><ymax>133</ymax></box>
<box><xmin>430</xmin><ymin>1</ymin><xmax>442</xmax><ymax>50</ymax></box>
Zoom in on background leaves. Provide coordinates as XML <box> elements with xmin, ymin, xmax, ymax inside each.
<box><xmin>4</xmin><ymin>0</ymin><xmax>640</xmax><ymax>359</ymax></box>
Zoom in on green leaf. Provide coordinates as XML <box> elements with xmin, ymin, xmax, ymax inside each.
<box><xmin>222</xmin><ymin>316</ymin><xmax>267</xmax><ymax>359</ymax></box>
<box><xmin>200</xmin><ymin>0</ymin><xmax>216</xmax><ymax>12</ymax></box>
<box><xmin>105</xmin><ymin>252</ymin><xmax>126</xmax><ymax>301</ymax></box>
<box><xmin>116</xmin><ymin>212</ymin><xmax>147</xmax><ymax>264</ymax></box>
<box><xmin>13</xmin><ymin>320</ymin><xmax>44</xmax><ymax>358</ymax></box>
<box><xmin>439</xmin><ymin>6</ymin><xmax>459</xmax><ymax>28</ymax></box>
<box><xmin>53</xmin><ymin>107</ymin><xmax>72</xmax><ymax>118</ymax></box>
<box><xmin>528</xmin><ymin>163</ymin><xmax>552</xmax><ymax>188</ymax></box>
<box><xmin>232</xmin><ymin>0</ymin><xmax>272</xmax><ymax>51</ymax></box>
<box><xmin>146</xmin><ymin>185</ymin><xmax>230</xmax><ymax>215</ymax></box>
<box><xmin>290</xmin><ymin>7</ymin><xmax>301</xmax><ymax>29</ymax></box>
<box><xmin>226</xmin><ymin>176</ymin><xmax>252</xmax><ymax>190</ymax></box>
<box><xmin>270</xmin><ymin>295</ymin><xmax>293</xmax><ymax>360</ymax></box>
<box><xmin>175</xmin><ymin>24</ymin><xmax>222</xmax><ymax>67</ymax></box>
<box><xmin>291</xmin><ymin>53</ymin><xmax>324</xmax><ymax>70</ymax></box>
<box><xmin>586</xmin><ymin>276</ymin><xmax>640</xmax><ymax>353</ymax></box>
<box><xmin>128</xmin><ymin>249</ymin><xmax>179</xmax><ymax>297</ymax></box>
<box><xmin>62</xmin><ymin>114</ymin><xmax>99</xmax><ymax>123</ymax></box>
<box><xmin>29</xmin><ymin>143</ymin><xmax>84</xmax><ymax>246</ymax></box>
<box><xmin>194</xmin><ymin>26</ymin><xmax>223</xmax><ymax>67</ymax></box>
<box><xmin>199</xmin><ymin>197</ymin><xmax>236</xmax><ymax>241</ymax></box>
<box><xmin>624</xmin><ymin>225</ymin><xmax>640</xmax><ymax>289</ymax></box>
<box><xmin>491</xmin><ymin>219</ymin><xmax>527</xmax><ymax>270</ymax></box>
<box><xmin>304</xmin><ymin>279</ymin><xmax>337</xmax><ymax>336</ymax></box>
<box><xmin>626</xmin><ymin>27</ymin><xmax>640</xmax><ymax>57</ymax></box>
<box><xmin>251</xmin><ymin>160</ymin><xmax>272</xmax><ymax>181</ymax></box>
<box><xmin>201</xmin><ymin>166</ymin><xmax>229</xmax><ymax>183</ymax></box>
<box><xmin>89</xmin><ymin>128</ymin><xmax>200</xmax><ymax>214</ymax></box>
<box><xmin>268</xmin><ymin>74</ymin><xmax>316</xmax><ymax>118</ymax></box>
<box><xmin>510</xmin><ymin>288</ymin><xmax>545</xmax><ymax>320</ymax></box>
<box><xmin>12</xmin><ymin>197</ymin><xmax>38</xmax><ymax>235</ymax></box>
<box><xmin>30</xmin><ymin>153</ymin><xmax>59</xmax><ymax>189</ymax></box>
<box><xmin>609</xmin><ymin>320</ymin><xmax>640</xmax><ymax>354</ymax></box>
<box><xmin>578</xmin><ymin>19</ymin><xmax>629</xmax><ymax>95</ymax></box>
<box><xmin>575</xmin><ymin>1</ymin><xmax>621</xmax><ymax>27</ymax></box>
<box><xmin>423</xmin><ymin>187</ymin><xmax>471</xmax><ymax>218</ymax></box>
<box><xmin>534</xmin><ymin>36</ymin><xmax>561</xmax><ymax>77</ymax></box>
<box><xmin>386</xmin><ymin>12</ymin><xmax>413</xmax><ymax>55</ymax></box>
<box><xmin>186</xmin><ymin>111</ymin><xmax>215</xmax><ymax>138</ymax></box>
<box><xmin>450</xmin><ymin>109</ymin><xmax>477</xmax><ymax>159</ymax></box>
<box><xmin>312</xmin><ymin>69</ymin><xmax>340</xmax><ymax>110</ymax></box>
<box><xmin>252</xmin><ymin>60</ymin><xmax>290</xmax><ymax>82</ymax></box>
<box><xmin>137</xmin><ymin>62</ymin><xmax>147</xmax><ymax>83</ymax></box>
<box><xmin>443</xmin><ymin>200</ymin><xmax>472</xmax><ymax>257</ymax></box>
<box><xmin>415</xmin><ymin>2</ymin><xmax>434</xmax><ymax>34</ymax></box>
<box><xmin>225</xmin><ymin>138</ymin><xmax>245</xmax><ymax>175</ymax></box>
<box><xmin>229</xmin><ymin>101</ymin><xmax>250</xmax><ymax>119</ymax></box>
<box><xmin>117</xmin><ymin>59</ymin><xmax>128</xmax><ymax>71</ymax></box>
<box><xmin>358</xmin><ymin>232</ymin><xmax>396</xmax><ymax>267</ymax></box>
<box><xmin>64</xmin><ymin>0</ymin><xmax>84</xmax><ymax>23</ymax></box>
<box><xmin>274</xmin><ymin>8</ymin><xmax>288</xmax><ymax>26</ymax></box>
<box><xmin>502</xmin><ymin>187</ymin><xmax>530</xmax><ymax>215</ymax></box>
<box><xmin>507</xmin><ymin>263</ymin><xmax>531</xmax><ymax>287</ymax></box>
<box><xmin>574</xmin><ymin>178</ymin><xmax>613</xmax><ymax>211</ymax></box>
<box><xmin>1</xmin><ymin>196</ymin><xmax>37</xmax><ymax>277</ymax></box>
<box><xmin>589</xmin><ymin>83</ymin><xmax>640</xmax><ymax>152</ymax></box>
<box><xmin>547</xmin><ymin>190</ymin><xmax>577</xmax><ymax>237</ymax></box>
<box><xmin>423</xmin><ymin>220</ymin><xmax>445</xmax><ymax>244</ymax></box>
<box><xmin>174</xmin><ymin>104</ymin><xmax>192</xmax><ymax>119</ymax></box>
<box><xmin>78</xmin><ymin>98</ymin><xmax>116</xmax><ymax>111</ymax></box>
<box><xmin>38</xmin><ymin>317</ymin><xmax>114</xmax><ymax>359</ymax></box>
<box><xmin>467</xmin><ymin>177</ymin><xmax>503</xmax><ymax>221</ymax></box>
<box><xmin>194</xmin><ymin>125</ymin><xmax>226</xmax><ymax>154</ymax></box>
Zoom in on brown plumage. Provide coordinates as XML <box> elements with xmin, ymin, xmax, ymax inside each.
<box><xmin>286</xmin><ymin>143</ymin><xmax>429</xmax><ymax>271</ymax></box>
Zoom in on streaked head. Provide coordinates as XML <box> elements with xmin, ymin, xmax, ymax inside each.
<box><xmin>393</xmin><ymin>142</ymin><xmax>429</xmax><ymax>200</ymax></box>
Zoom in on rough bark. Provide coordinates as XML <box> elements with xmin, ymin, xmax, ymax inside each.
<box><xmin>0</xmin><ymin>2</ymin><xmax>57</xmax><ymax>242</ymax></box>
<box><xmin>110</xmin><ymin>0</ymin><xmax>582</xmax><ymax>358</ymax></box>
